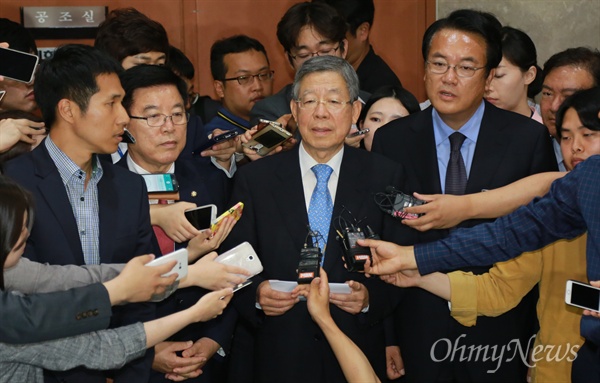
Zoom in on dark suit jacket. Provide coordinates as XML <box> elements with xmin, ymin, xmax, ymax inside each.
<box><xmin>116</xmin><ymin>154</ymin><xmax>232</xmax><ymax>383</ymax></box>
<box><xmin>372</xmin><ymin>101</ymin><xmax>557</xmax><ymax>382</ymax></box>
<box><xmin>356</xmin><ymin>45</ymin><xmax>402</xmax><ymax>94</ymax></box>
<box><xmin>223</xmin><ymin>145</ymin><xmax>415</xmax><ymax>383</ymax></box>
<box><xmin>3</xmin><ymin>143</ymin><xmax>157</xmax><ymax>383</ymax></box>
<box><xmin>1</xmin><ymin>284</ymin><xmax>111</xmax><ymax>344</ymax></box>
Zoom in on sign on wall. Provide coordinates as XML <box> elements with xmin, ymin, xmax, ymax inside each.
<box><xmin>21</xmin><ymin>6</ymin><xmax>107</xmax><ymax>39</ymax></box>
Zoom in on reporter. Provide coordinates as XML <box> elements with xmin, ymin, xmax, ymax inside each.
<box><xmin>307</xmin><ymin>269</ymin><xmax>381</xmax><ymax>383</ymax></box>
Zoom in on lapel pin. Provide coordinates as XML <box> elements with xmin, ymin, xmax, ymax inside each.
<box><xmin>191</xmin><ymin>191</ymin><xmax>197</xmax><ymax>197</ymax></box>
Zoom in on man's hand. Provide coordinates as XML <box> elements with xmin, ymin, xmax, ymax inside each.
<box><xmin>200</xmin><ymin>128</ymin><xmax>237</xmax><ymax>169</ymax></box>
<box><xmin>329</xmin><ymin>280</ymin><xmax>369</xmax><ymax>314</ymax></box>
<box><xmin>0</xmin><ymin>118</ymin><xmax>46</xmax><ymax>153</ymax></box>
<box><xmin>104</xmin><ymin>254</ymin><xmax>177</xmax><ymax>305</ymax></box>
<box><xmin>184</xmin><ymin>251</ymin><xmax>250</xmax><ymax>290</ymax></box>
<box><xmin>151</xmin><ymin>201</ymin><xmax>201</xmax><ymax>243</ymax></box>
<box><xmin>402</xmin><ymin>192</ymin><xmax>471</xmax><ymax>231</ymax></box>
<box><xmin>386</xmin><ymin>345</ymin><xmax>405</xmax><ymax>380</ymax></box>
<box><xmin>256</xmin><ymin>280</ymin><xmax>300</xmax><ymax>316</ymax></box>
<box><xmin>583</xmin><ymin>280</ymin><xmax>600</xmax><ymax>318</ymax></box>
<box><xmin>379</xmin><ymin>269</ymin><xmax>422</xmax><ymax>288</ymax></box>
<box><xmin>344</xmin><ymin>129</ymin><xmax>365</xmax><ymax>148</ymax></box>
<box><xmin>152</xmin><ymin>341</ymin><xmax>205</xmax><ymax>376</ymax></box>
<box><xmin>357</xmin><ymin>239</ymin><xmax>417</xmax><ymax>275</ymax></box>
<box><xmin>186</xmin><ymin>216</ymin><xmax>237</xmax><ymax>262</ymax></box>
<box><xmin>165</xmin><ymin>337</ymin><xmax>221</xmax><ymax>381</ymax></box>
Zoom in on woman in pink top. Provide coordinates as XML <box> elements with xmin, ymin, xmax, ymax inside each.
<box><xmin>485</xmin><ymin>26</ymin><xmax>543</xmax><ymax>123</ymax></box>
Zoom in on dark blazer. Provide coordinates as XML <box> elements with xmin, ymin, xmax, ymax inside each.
<box><xmin>223</xmin><ymin>145</ymin><xmax>415</xmax><ymax>383</ymax></box>
<box><xmin>356</xmin><ymin>45</ymin><xmax>402</xmax><ymax>94</ymax></box>
<box><xmin>1</xmin><ymin>284</ymin><xmax>111</xmax><ymax>344</ymax></box>
<box><xmin>372</xmin><ymin>101</ymin><xmax>557</xmax><ymax>382</ymax></box>
<box><xmin>116</xmin><ymin>154</ymin><xmax>232</xmax><ymax>383</ymax></box>
<box><xmin>3</xmin><ymin>142</ymin><xmax>157</xmax><ymax>383</ymax></box>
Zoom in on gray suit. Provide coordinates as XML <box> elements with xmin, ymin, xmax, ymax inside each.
<box><xmin>0</xmin><ymin>322</ymin><xmax>146</xmax><ymax>383</ymax></box>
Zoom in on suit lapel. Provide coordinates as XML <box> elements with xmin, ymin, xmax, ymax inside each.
<box><xmin>467</xmin><ymin>103</ymin><xmax>509</xmax><ymax>194</ymax></box>
<box><xmin>33</xmin><ymin>146</ymin><xmax>84</xmax><ymax>263</ymax></box>
<box><xmin>410</xmin><ymin>109</ymin><xmax>442</xmax><ymax>193</ymax></box>
<box><xmin>272</xmin><ymin>149</ymin><xmax>311</xmax><ymax>254</ymax></box>
<box><xmin>323</xmin><ymin>148</ymin><xmax>370</xmax><ymax>271</ymax></box>
<box><xmin>97</xmin><ymin>164</ymin><xmax>118</xmax><ymax>262</ymax></box>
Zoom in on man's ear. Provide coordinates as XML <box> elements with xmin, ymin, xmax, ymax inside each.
<box><xmin>290</xmin><ymin>98</ymin><xmax>299</xmax><ymax>122</ymax></box>
<box><xmin>339</xmin><ymin>39</ymin><xmax>349</xmax><ymax>60</ymax></box>
<box><xmin>356</xmin><ymin>22</ymin><xmax>371</xmax><ymax>43</ymax></box>
<box><xmin>485</xmin><ymin>68</ymin><xmax>495</xmax><ymax>87</ymax></box>
<box><xmin>57</xmin><ymin>99</ymin><xmax>75</xmax><ymax>123</ymax></box>
<box><xmin>351</xmin><ymin>100</ymin><xmax>362</xmax><ymax>124</ymax></box>
<box><xmin>213</xmin><ymin>80</ymin><xmax>225</xmax><ymax>99</ymax></box>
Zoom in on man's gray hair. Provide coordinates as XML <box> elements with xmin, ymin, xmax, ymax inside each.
<box><xmin>292</xmin><ymin>56</ymin><xmax>359</xmax><ymax>102</ymax></box>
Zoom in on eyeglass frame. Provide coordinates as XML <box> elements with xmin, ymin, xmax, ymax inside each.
<box><xmin>288</xmin><ymin>45</ymin><xmax>341</xmax><ymax>61</ymax></box>
<box><xmin>294</xmin><ymin>98</ymin><xmax>354</xmax><ymax>112</ymax></box>
<box><xmin>221</xmin><ymin>70</ymin><xmax>275</xmax><ymax>86</ymax></box>
<box><xmin>425</xmin><ymin>60</ymin><xmax>485</xmax><ymax>78</ymax></box>
<box><xmin>129</xmin><ymin>112</ymin><xmax>188</xmax><ymax>127</ymax></box>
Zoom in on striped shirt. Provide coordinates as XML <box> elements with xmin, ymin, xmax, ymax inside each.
<box><xmin>45</xmin><ymin>137</ymin><xmax>103</xmax><ymax>265</ymax></box>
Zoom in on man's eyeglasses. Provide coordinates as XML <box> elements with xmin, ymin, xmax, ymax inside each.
<box><xmin>289</xmin><ymin>45</ymin><xmax>341</xmax><ymax>61</ymax></box>
<box><xmin>426</xmin><ymin>60</ymin><xmax>485</xmax><ymax>78</ymax></box>
<box><xmin>222</xmin><ymin>71</ymin><xmax>274</xmax><ymax>86</ymax></box>
<box><xmin>295</xmin><ymin>98</ymin><xmax>353</xmax><ymax>112</ymax></box>
<box><xmin>129</xmin><ymin>112</ymin><xmax>187</xmax><ymax>127</ymax></box>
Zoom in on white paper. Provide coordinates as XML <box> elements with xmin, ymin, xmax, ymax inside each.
<box><xmin>268</xmin><ymin>280</ymin><xmax>351</xmax><ymax>294</ymax></box>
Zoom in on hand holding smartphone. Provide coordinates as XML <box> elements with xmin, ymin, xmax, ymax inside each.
<box><xmin>185</xmin><ymin>204</ymin><xmax>217</xmax><ymax>231</ymax></box>
<box><xmin>211</xmin><ymin>202</ymin><xmax>244</xmax><ymax>233</ymax></box>
<box><xmin>146</xmin><ymin>248</ymin><xmax>188</xmax><ymax>281</ymax></box>
<box><xmin>243</xmin><ymin>119</ymin><xmax>292</xmax><ymax>156</ymax></box>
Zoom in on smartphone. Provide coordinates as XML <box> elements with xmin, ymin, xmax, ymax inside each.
<box><xmin>184</xmin><ymin>204</ymin><xmax>217</xmax><ymax>231</ymax></box>
<box><xmin>0</xmin><ymin>47</ymin><xmax>39</xmax><ymax>83</ymax></box>
<box><xmin>215</xmin><ymin>241</ymin><xmax>263</xmax><ymax>277</ymax></box>
<box><xmin>347</xmin><ymin>128</ymin><xmax>370</xmax><ymax>138</ymax></box>
<box><xmin>146</xmin><ymin>248</ymin><xmax>188</xmax><ymax>281</ymax></box>
<box><xmin>193</xmin><ymin>130</ymin><xmax>240</xmax><ymax>154</ymax></box>
<box><xmin>141</xmin><ymin>173</ymin><xmax>179</xmax><ymax>193</ymax></box>
<box><xmin>233</xmin><ymin>279</ymin><xmax>253</xmax><ymax>292</ymax></box>
<box><xmin>243</xmin><ymin>119</ymin><xmax>292</xmax><ymax>156</ymax></box>
<box><xmin>122</xmin><ymin>128</ymin><xmax>136</xmax><ymax>144</ymax></box>
<box><xmin>565</xmin><ymin>280</ymin><xmax>600</xmax><ymax>312</ymax></box>
<box><xmin>0</xmin><ymin>90</ymin><xmax>5</xmax><ymax>102</ymax></box>
<box><xmin>211</xmin><ymin>202</ymin><xmax>244</xmax><ymax>233</ymax></box>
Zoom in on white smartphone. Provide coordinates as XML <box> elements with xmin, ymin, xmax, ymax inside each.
<box><xmin>215</xmin><ymin>242</ymin><xmax>263</xmax><ymax>277</ymax></box>
<box><xmin>184</xmin><ymin>204</ymin><xmax>217</xmax><ymax>231</ymax></box>
<box><xmin>0</xmin><ymin>90</ymin><xmax>5</xmax><ymax>102</ymax></box>
<box><xmin>565</xmin><ymin>280</ymin><xmax>600</xmax><ymax>312</ymax></box>
<box><xmin>146</xmin><ymin>248</ymin><xmax>188</xmax><ymax>281</ymax></box>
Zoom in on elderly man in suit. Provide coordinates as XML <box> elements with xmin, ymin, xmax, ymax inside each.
<box><xmin>115</xmin><ymin>64</ymin><xmax>241</xmax><ymax>383</ymax></box>
<box><xmin>371</xmin><ymin>9</ymin><xmax>557</xmax><ymax>383</ymax></box>
<box><xmin>224</xmin><ymin>55</ymin><xmax>414</xmax><ymax>383</ymax></box>
<box><xmin>3</xmin><ymin>44</ymin><xmax>158</xmax><ymax>383</ymax></box>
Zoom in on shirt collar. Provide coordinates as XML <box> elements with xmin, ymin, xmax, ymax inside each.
<box><xmin>299</xmin><ymin>142</ymin><xmax>344</xmax><ymax>179</ymax></box>
<box><xmin>432</xmin><ymin>100</ymin><xmax>485</xmax><ymax>146</ymax></box>
<box><xmin>45</xmin><ymin>136</ymin><xmax>103</xmax><ymax>185</ymax></box>
<box><xmin>126</xmin><ymin>154</ymin><xmax>175</xmax><ymax>175</ymax></box>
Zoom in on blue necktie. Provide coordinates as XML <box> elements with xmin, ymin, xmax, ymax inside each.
<box><xmin>445</xmin><ymin>132</ymin><xmax>467</xmax><ymax>195</ymax></box>
<box><xmin>308</xmin><ymin>164</ymin><xmax>334</xmax><ymax>253</ymax></box>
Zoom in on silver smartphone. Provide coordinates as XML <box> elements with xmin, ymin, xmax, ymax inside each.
<box><xmin>565</xmin><ymin>280</ymin><xmax>600</xmax><ymax>312</ymax></box>
<box><xmin>347</xmin><ymin>128</ymin><xmax>370</xmax><ymax>138</ymax></box>
<box><xmin>243</xmin><ymin>119</ymin><xmax>292</xmax><ymax>156</ymax></box>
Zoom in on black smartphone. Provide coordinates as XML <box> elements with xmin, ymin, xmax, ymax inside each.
<box><xmin>184</xmin><ymin>204</ymin><xmax>217</xmax><ymax>231</ymax></box>
<box><xmin>122</xmin><ymin>129</ymin><xmax>136</xmax><ymax>144</ymax></box>
<box><xmin>193</xmin><ymin>130</ymin><xmax>240</xmax><ymax>154</ymax></box>
<box><xmin>347</xmin><ymin>128</ymin><xmax>370</xmax><ymax>138</ymax></box>
<box><xmin>141</xmin><ymin>173</ymin><xmax>179</xmax><ymax>193</ymax></box>
<box><xmin>0</xmin><ymin>47</ymin><xmax>39</xmax><ymax>83</ymax></box>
